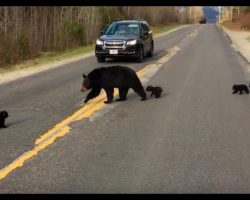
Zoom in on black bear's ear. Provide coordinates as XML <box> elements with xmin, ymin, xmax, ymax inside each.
<box><xmin>83</xmin><ymin>74</ymin><xmax>87</xmax><ymax>78</ymax></box>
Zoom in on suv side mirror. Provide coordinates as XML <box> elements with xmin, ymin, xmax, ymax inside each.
<box><xmin>142</xmin><ymin>31</ymin><xmax>149</xmax><ymax>37</ymax></box>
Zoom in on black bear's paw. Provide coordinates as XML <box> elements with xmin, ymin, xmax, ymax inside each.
<box><xmin>104</xmin><ymin>100</ymin><xmax>113</xmax><ymax>104</ymax></box>
<box><xmin>141</xmin><ymin>97</ymin><xmax>147</xmax><ymax>101</ymax></box>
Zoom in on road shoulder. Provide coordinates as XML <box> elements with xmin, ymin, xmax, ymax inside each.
<box><xmin>220</xmin><ymin>25</ymin><xmax>250</xmax><ymax>64</ymax></box>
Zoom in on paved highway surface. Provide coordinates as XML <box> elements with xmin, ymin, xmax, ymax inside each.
<box><xmin>1</xmin><ymin>24</ymin><xmax>250</xmax><ymax>193</ymax></box>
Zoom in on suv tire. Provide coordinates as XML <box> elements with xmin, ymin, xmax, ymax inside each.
<box><xmin>136</xmin><ymin>47</ymin><xmax>144</xmax><ymax>63</ymax></box>
<box><xmin>97</xmin><ymin>56</ymin><xmax>105</xmax><ymax>63</ymax></box>
<box><xmin>147</xmin><ymin>42</ymin><xmax>154</xmax><ymax>57</ymax></box>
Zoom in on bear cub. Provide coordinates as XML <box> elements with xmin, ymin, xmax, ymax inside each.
<box><xmin>81</xmin><ymin>65</ymin><xmax>147</xmax><ymax>104</ymax></box>
<box><xmin>232</xmin><ymin>84</ymin><xmax>249</xmax><ymax>95</ymax></box>
<box><xmin>146</xmin><ymin>86</ymin><xmax>163</xmax><ymax>98</ymax></box>
<box><xmin>0</xmin><ymin>111</ymin><xmax>9</xmax><ymax>128</ymax></box>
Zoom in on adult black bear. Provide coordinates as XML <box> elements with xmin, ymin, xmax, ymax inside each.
<box><xmin>0</xmin><ymin>111</ymin><xmax>9</xmax><ymax>128</ymax></box>
<box><xmin>232</xmin><ymin>84</ymin><xmax>249</xmax><ymax>95</ymax></box>
<box><xmin>81</xmin><ymin>66</ymin><xmax>147</xmax><ymax>104</ymax></box>
<box><xmin>146</xmin><ymin>86</ymin><xmax>163</xmax><ymax>98</ymax></box>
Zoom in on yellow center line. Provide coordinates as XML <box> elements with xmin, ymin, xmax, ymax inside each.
<box><xmin>186</xmin><ymin>28</ymin><xmax>201</xmax><ymax>39</ymax></box>
<box><xmin>35</xmin><ymin>95</ymin><xmax>107</xmax><ymax>145</ymax></box>
<box><xmin>0</xmin><ymin>45</ymin><xmax>180</xmax><ymax>180</ymax></box>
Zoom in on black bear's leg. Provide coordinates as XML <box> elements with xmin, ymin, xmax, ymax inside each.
<box><xmin>240</xmin><ymin>89</ymin><xmax>243</xmax><ymax>95</ymax></box>
<box><xmin>151</xmin><ymin>92</ymin><xmax>154</xmax><ymax>97</ymax></box>
<box><xmin>0</xmin><ymin>121</ymin><xmax>5</xmax><ymax>128</ymax></box>
<box><xmin>132</xmin><ymin>87</ymin><xmax>147</xmax><ymax>101</ymax></box>
<box><xmin>104</xmin><ymin>87</ymin><xmax>114</xmax><ymax>104</ymax></box>
<box><xmin>232</xmin><ymin>89</ymin><xmax>238</xmax><ymax>94</ymax></box>
<box><xmin>246</xmin><ymin>88</ymin><xmax>249</xmax><ymax>94</ymax></box>
<box><xmin>156</xmin><ymin>91</ymin><xmax>162</xmax><ymax>98</ymax></box>
<box><xmin>155</xmin><ymin>94</ymin><xmax>160</xmax><ymax>98</ymax></box>
<box><xmin>117</xmin><ymin>87</ymin><xmax>129</xmax><ymax>101</ymax></box>
<box><xmin>84</xmin><ymin>88</ymin><xmax>101</xmax><ymax>103</ymax></box>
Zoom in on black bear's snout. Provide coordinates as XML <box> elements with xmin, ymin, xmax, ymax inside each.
<box><xmin>81</xmin><ymin>86</ymin><xmax>88</xmax><ymax>92</ymax></box>
<box><xmin>1</xmin><ymin>111</ymin><xmax>8</xmax><ymax>118</ymax></box>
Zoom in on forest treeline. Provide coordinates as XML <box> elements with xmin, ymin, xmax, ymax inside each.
<box><xmin>0</xmin><ymin>6</ymin><xmax>203</xmax><ymax>68</ymax></box>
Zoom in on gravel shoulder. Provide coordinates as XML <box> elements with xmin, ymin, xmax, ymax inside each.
<box><xmin>221</xmin><ymin>25</ymin><xmax>250</xmax><ymax>64</ymax></box>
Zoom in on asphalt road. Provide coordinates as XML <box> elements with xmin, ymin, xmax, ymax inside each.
<box><xmin>0</xmin><ymin>24</ymin><xmax>199</xmax><ymax>169</ymax></box>
<box><xmin>1</xmin><ymin>24</ymin><xmax>250</xmax><ymax>193</ymax></box>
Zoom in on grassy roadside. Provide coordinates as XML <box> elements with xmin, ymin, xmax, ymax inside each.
<box><xmin>151</xmin><ymin>24</ymin><xmax>182</xmax><ymax>35</ymax></box>
<box><xmin>0</xmin><ymin>24</ymin><xmax>182</xmax><ymax>75</ymax></box>
<box><xmin>0</xmin><ymin>44</ymin><xmax>95</xmax><ymax>74</ymax></box>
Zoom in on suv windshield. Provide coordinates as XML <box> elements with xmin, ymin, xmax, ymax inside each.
<box><xmin>105</xmin><ymin>23</ymin><xmax>139</xmax><ymax>36</ymax></box>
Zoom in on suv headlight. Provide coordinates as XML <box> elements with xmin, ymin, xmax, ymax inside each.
<box><xmin>96</xmin><ymin>39</ymin><xmax>104</xmax><ymax>45</ymax></box>
<box><xmin>127</xmin><ymin>39</ymin><xmax>137</xmax><ymax>45</ymax></box>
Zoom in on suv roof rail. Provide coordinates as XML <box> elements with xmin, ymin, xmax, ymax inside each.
<box><xmin>113</xmin><ymin>18</ymin><xmax>123</xmax><ymax>22</ymax></box>
<box><xmin>113</xmin><ymin>19</ymin><xmax>146</xmax><ymax>22</ymax></box>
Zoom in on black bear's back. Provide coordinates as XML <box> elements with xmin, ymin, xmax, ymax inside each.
<box><xmin>98</xmin><ymin>66</ymin><xmax>141</xmax><ymax>88</ymax></box>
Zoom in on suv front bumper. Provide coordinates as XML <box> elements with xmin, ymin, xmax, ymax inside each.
<box><xmin>95</xmin><ymin>45</ymin><xmax>139</xmax><ymax>58</ymax></box>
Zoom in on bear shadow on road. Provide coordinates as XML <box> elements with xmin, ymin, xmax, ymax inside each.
<box><xmin>5</xmin><ymin>117</ymin><xmax>32</xmax><ymax>128</ymax></box>
<box><xmin>145</xmin><ymin>92</ymin><xmax>169</xmax><ymax>100</ymax></box>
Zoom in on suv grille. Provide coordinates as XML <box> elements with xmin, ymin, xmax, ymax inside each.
<box><xmin>104</xmin><ymin>40</ymin><xmax>125</xmax><ymax>49</ymax></box>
